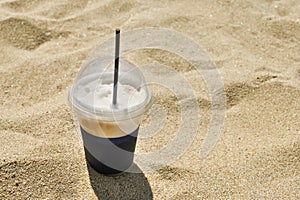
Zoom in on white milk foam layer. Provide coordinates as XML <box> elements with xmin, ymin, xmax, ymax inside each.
<box><xmin>77</xmin><ymin>80</ymin><xmax>147</xmax><ymax>111</ymax></box>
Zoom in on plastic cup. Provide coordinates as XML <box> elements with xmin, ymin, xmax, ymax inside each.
<box><xmin>68</xmin><ymin>56</ymin><xmax>153</xmax><ymax>174</ymax></box>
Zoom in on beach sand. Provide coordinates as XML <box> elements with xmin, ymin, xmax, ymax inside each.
<box><xmin>1</xmin><ymin>0</ymin><xmax>299</xmax><ymax>199</ymax></box>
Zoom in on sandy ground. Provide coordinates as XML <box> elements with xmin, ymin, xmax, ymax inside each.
<box><xmin>1</xmin><ymin>0</ymin><xmax>300</xmax><ymax>199</ymax></box>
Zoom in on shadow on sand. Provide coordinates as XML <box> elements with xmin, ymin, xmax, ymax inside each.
<box><xmin>86</xmin><ymin>163</ymin><xmax>153</xmax><ymax>200</ymax></box>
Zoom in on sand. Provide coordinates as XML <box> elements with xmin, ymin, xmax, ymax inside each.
<box><xmin>1</xmin><ymin>0</ymin><xmax>299</xmax><ymax>199</ymax></box>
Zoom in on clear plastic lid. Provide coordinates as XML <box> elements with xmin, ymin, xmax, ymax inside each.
<box><xmin>68</xmin><ymin>56</ymin><xmax>153</xmax><ymax>121</ymax></box>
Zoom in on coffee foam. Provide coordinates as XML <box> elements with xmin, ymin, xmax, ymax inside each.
<box><xmin>73</xmin><ymin>79</ymin><xmax>146</xmax><ymax>138</ymax></box>
<box><xmin>76</xmin><ymin>80</ymin><xmax>147</xmax><ymax>111</ymax></box>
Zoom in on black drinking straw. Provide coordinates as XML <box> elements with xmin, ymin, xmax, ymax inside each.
<box><xmin>113</xmin><ymin>29</ymin><xmax>120</xmax><ymax>105</ymax></box>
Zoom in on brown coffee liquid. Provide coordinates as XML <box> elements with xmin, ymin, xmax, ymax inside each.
<box><xmin>79</xmin><ymin>116</ymin><xmax>137</xmax><ymax>138</ymax></box>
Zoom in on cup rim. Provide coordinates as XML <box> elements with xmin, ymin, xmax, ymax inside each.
<box><xmin>68</xmin><ymin>88</ymin><xmax>153</xmax><ymax>121</ymax></box>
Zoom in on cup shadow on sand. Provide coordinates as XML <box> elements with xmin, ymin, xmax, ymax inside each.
<box><xmin>86</xmin><ymin>162</ymin><xmax>153</xmax><ymax>200</ymax></box>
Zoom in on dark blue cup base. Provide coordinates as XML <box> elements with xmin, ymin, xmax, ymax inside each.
<box><xmin>80</xmin><ymin>126</ymin><xmax>139</xmax><ymax>175</ymax></box>
<box><xmin>84</xmin><ymin>147</ymin><xmax>124</xmax><ymax>174</ymax></box>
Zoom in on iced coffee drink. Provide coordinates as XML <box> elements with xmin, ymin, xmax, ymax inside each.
<box><xmin>68</xmin><ymin>57</ymin><xmax>152</xmax><ymax>174</ymax></box>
